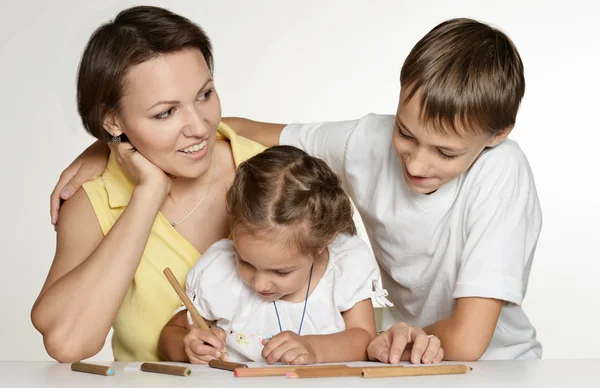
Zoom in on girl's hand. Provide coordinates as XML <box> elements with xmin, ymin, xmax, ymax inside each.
<box><xmin>183</xmin><ymin>326</ymin><xmax>228</xmax><ymax>364</ymax></box>
<box><xmin>367</xmin><ymin>322</ymin><xmax>444</xmax><ymax>364</ymax></box>
<box><xmin>261</xmin><ymin>331</ymin><xmax>317</xmax><ymax>365</ymax></box>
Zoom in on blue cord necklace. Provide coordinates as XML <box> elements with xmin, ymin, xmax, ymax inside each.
<box><xmin>272</xmin><ymin>264</ymin><xmax>314</xmax><ymax>335</ymax></box>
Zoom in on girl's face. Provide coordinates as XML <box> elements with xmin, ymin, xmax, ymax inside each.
<box><xmin>232</xmin><ymin>228</ymin><xmax>316</xmax><ymax>302</ymax></box>
<box><xmin>107</xmin><ymin>48</ymin><xmax>222</xmax><ymax>179</ymax></box>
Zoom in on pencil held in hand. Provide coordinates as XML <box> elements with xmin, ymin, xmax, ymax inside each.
<box><xmin>163</xmin><ymin>267</ymin><xmax>227</xmax><ymax>361</ymax></box>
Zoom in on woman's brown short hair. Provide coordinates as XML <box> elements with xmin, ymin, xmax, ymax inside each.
<box><xmin>227</xmin><ymin>146</ymin><xmax>357</xmax><ymax>257</ymax></box>
<box><xmin>400</xmin><ymin>18</ymin><xmax>525</xmax><ymax>136</ymax></box>
<box><xmin>76</xmin><ymin>6</ymin><xmax>214</xmax><ymax>141</ymax></box>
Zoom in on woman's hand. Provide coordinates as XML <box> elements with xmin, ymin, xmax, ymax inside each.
<box><xmin>108</xmin><ymin>141</ymin><xmax>170</xmax><ymax>197</ymax></box>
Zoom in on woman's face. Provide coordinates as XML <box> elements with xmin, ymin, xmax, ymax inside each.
<box><xmin>111</xmin><ymin>48</ymin><xmax>221</xmax><ymax>179</ymax></box>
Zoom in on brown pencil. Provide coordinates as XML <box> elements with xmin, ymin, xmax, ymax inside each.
<box><xmin>70</xmin><ymin>362</ymin><xmax>114</xmax><ymax>376</ymax></box>
<box><xmin>234</xmin><ymin>364</ymin><xmax>350</xmax><ymax>377</ymax></box>
<box><xmin>208</xmin><ymin>359</ymin><xmax>248</xmax><ymax>371</ymax></box>
<box><xmin>163</xmin><ymin>267</ymin><xmax>227</xmax><ymax>361</ymax></box>
<box><xmin>361</xmin><ymin>364</ymin><xmax>472</xmax><ymax>378</ymax></box>
<box><xmin>140</xmin><ymin>362</ymin><xmax>192</xmax><ymax>376</ymax></box>
<box><xmin>287</xmin><ymin>366</ymin><xmax>363</xmax><ymax>378</ymax></box>
<box><xmin>140</xmin><ymin>362</ymin><xmax>191</xmax><ymax>376</ymax></box>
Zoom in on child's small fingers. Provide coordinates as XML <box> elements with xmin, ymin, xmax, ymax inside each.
<box><xmin>283</xmin><ymin>348</ymin><xmax>310</xmax><ymax>365</ymax></box>
<box><xmin>185</xmin><ymin>348</ymin><xmax>208</xmax><ymax>364</ymax></box>
<box><xmin>195</xmin><ymin>330</ymin><xmax>226</xmax><ymax>352</ymax></box>
<box><xmin>211</xmin><ymin>327</ymin><xmax>227</xmax><ymax>343</ymax></box>
<box><xmin>263</xmin><ymin>340</ymin><xmax>296</xmax><ymax>364</ymax></box>
<box><xmin>191</xmin><ymin>341</ymin><xmax>222</xmax><ymax>359</ymax></box>
<box><xmin>261</xmin><ymin>333</ymin><xmax>291</xmax><ymax>359</ymax></box>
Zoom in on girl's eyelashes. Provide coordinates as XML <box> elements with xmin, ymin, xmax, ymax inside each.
<box><xmin>237</xmin><ymin>257</ymin><xmax>253</xmax><ymax>268</ymax></box>
<box><xmin>275</xmin><ymin>270</ymin><xmax>291</xmax><ymax>277</ymax></box>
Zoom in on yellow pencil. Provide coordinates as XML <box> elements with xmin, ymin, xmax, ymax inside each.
<box><xmin>361</xmin><ymin>364</ymin><xmax>472</xmax><ymax>378</ymax></box>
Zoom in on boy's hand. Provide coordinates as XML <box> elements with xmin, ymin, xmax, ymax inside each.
<box><xmin>261</xmin><ymin>331</ymin><xmax>317</xmax><ymax>365</ymax></box>
<box><xmin>183</xmin><ymin>327</ymin><xmax>227</xmax><ymax>364</ymax></box>
<box><xmin>367</xmin><ymin>322</ymin><xmax>443</xmax><ymax>364</ymax></box>
<box><xmin>50</xmin><ymin>140</ymin><xmax>109</xmax><ymax>227</ymax></box>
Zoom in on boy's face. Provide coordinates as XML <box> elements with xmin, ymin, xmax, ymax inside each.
<box><xmin>392</xmin><ymin>88</ymin><xmax>509</xmax><ymax>194</ymax></box>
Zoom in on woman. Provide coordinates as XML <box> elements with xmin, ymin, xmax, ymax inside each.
<box><xmin>34</xmin><ymin>5</ymin><xmax>436</xmax><ymax>363</ymax></box>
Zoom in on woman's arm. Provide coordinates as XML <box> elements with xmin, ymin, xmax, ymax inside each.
<box><xmin>32</xmin><ymin>180</ymin><xmax>166</xmax><ymax>362</ymax></box>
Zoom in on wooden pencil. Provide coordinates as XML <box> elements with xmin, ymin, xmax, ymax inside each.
<box><xmin>234</xmin><ymin>364</ymin><xmax>350</xmax><ymax>377</ymax></box>
<box><xmin>140</xmin><ymin>362</ymin><xmax>191</xmax><ymax>376</ymax></box>
<box><xmin>361</xmin><ymin>364</ymin><xmax>472</xmax><ymax>378</ymax></box>
<box><xmin>70</xmin><ymin>362</ymin><xmax>114</xmax><ymax>376</ymax></box>
<box><xmin>287</xmin><ymin>366</ymin><xmax>363</xmax><ymax>378</ymax></box>
<box><xmin>208</xmin><ymin>359</ymin><xmax>248</xmax><ymax>371</ymax></box>
<box><xmin>163</xmin><ymin>267</ymin><xmax>227</xmax><ymax>361</ymax></box>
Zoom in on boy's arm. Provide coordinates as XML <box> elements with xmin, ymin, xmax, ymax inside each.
<box><xmin>424</xmin><ymin>147</ymin><xmax>540</xmax><ymax>361</ymax></box>
<box><xmin>50</xmin><ymin>140</ymin><xmax>110</xmax><ymax>225</ymax></box>
<box><xmin>305</xmin><ymin>299</ymin><xmax>377</xmax><ymax>362</ymax></box>
<box><xmin>221</xmin><ymin>117</ymin><xmax>286</xmax><ymax>147</ymax></box>
<box><xmin>223</xmin><ymin>116</ymin><xmax>355</xmax><ymax>181</ymax></box>
<box><xmin>424</xmin><ymin>297</ymin><xmax>503</xmax><ymax>361</ymax></box>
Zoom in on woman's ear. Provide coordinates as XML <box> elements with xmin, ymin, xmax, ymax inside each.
<box><xmin>102</xmin><ymin>111</ymin><xmax>124</xmax><ymax>138</ymax></box>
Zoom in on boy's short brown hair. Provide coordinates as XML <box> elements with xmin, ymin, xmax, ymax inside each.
<box><xmin>400</xmin><ymin>18</ymin><xmax>525</xmax><ymax>136</ymax></box>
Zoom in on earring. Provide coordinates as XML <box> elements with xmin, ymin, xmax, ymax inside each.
<box><xmin>110</xmin><ymin>135</ymin><xmax>121</xmax><ymax>144</ymax></box>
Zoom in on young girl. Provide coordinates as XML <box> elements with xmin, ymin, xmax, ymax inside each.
<box><xmin>158</xmin><ymin>145</ymin><xmax>398</xmax><ymax>364</ymax></box>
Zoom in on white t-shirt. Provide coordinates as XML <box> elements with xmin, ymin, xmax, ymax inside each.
<box><xmin>281</xmin><ymin>114</ymin><xmax>543</xmax><ymax>360</ymax></box>
<box><xmin>183</xmin><ymin>233</ymin><xmax>391</xmax><ymax>362</ymax></box>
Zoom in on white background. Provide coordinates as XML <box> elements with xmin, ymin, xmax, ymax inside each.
<box><xmin>1</xmin><ymin>0</ymin><xmax>599</xmax><ymax>361</ymax></box>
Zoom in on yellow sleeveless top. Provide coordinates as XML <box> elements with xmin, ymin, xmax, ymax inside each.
<box><xmin>82</xmin><ymin>123</ymin><xmax>265</xmax><ymax>361</ymax></box>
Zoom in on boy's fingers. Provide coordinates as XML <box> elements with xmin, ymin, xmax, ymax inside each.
<box><xmin>408</xmin><ymin>330</ymin><xmax>429</xmax><ymax>364</ymax></box>
<box><xmin>388</xmin><ymin>324</ymin><xmax>411</xmax><ymax>364</ymax></box>
<box><xmin>421</xmin><ymin>335</ymin><xmax>441</xmax><ymax>364</ymax></box>
<box><xmin>367</xmin><ymin>331</ymin><xmax>392</xmax><ymax>362</ymax></box>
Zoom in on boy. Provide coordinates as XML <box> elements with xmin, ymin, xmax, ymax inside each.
<box><xmin>224</xmin><ymin>18</ymin><xmax>542</xmax><ymax>362</ymax></box>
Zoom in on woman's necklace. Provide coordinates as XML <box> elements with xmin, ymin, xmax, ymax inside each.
<box><xmin>169</xmin><ymin>156</ymin><xmax>216</xmax><ymax>227</ymax></box>
<box><xmin>272</xmin><ymin>264</ymin><xmax>314</xmax><ymax>335</ymax></box>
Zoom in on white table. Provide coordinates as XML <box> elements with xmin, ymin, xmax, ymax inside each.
<box><xmin>1</xmin><ymin>360</ymin><xmax>598</xmax><ymax>387</ymax></box>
